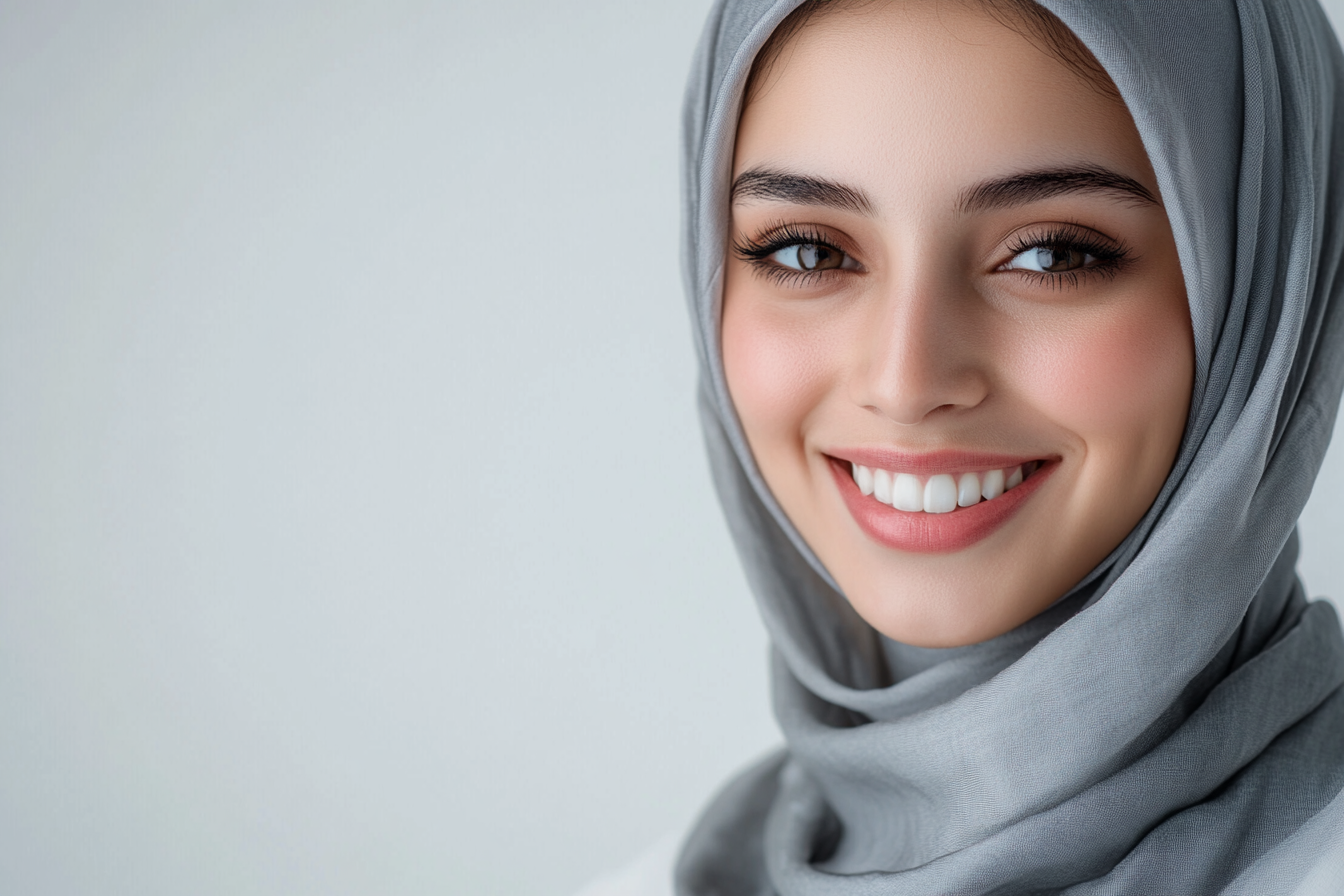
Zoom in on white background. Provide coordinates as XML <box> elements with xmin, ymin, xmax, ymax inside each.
<box><xmin>2</xmin><ymin>3</ymin><xmax>1343</xmax><ymax>894</ymax></box>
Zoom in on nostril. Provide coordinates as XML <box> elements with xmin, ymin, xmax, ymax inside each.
<box><xmin>865</xmin><ymin>401</ymin><xmax>967</xmax><ymax>426</ymax></box>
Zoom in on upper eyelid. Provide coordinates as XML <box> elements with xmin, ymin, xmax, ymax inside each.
<box><xmin>1001</xmin><ymin>221</ymin><xmax>1123</xmax><ymax>249</ymax></box>
<box><xmin>742</xmin><ymin>219</ymin><xmax>1116</xmax><ymax>246</ymax></box>
<box><xmin>734</xmin><ymin>223</ymin><xmax>860</xmax><ymax>258</ymax></box>
<box><xmin>998</xmin><ymin>223</ymin><xmax>1127</xmax><ymax>256</ymax></box>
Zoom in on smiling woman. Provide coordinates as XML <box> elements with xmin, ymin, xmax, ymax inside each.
<box><xmin>723</xmin><ymin>0</ymin><xmax>1194</xmax><ymax>647</ymax></box>
<box><xmin>587</xmin><ymin>0</ymin><xmax>1344</xmax><ymax>893</ymax></box>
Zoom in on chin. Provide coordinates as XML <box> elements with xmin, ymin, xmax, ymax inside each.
<box><xmin>838</xmin><ymin>564</ymin><xmax>1055</xmax><ymax>648</ymax></box>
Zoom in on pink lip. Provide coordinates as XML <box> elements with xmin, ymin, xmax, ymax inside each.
<box><xmin>827</xmin><ymin>454</ymin><xmax>1056</xmax><ymax>554</ymax></box>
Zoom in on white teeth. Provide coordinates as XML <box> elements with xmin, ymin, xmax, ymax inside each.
<box><xmin>850</xmin><ymin>460</ymin><xmax>1041</xmax><ymax>512</ymax></box>
<box><xmin>854</xmin><ymin>463</ymin><xmax>874</xmax><ymax>496</ymax></box>
<box><xmin>924</xmin><ymin>474</ymin><xmax>957</xmax><ymax>513</ymax></box>
<box><xmin>893</xmin><ymin>473</ymin><xmax>923</xmax><ymax>512</ymax></box>
<box><xmin>873</xmin><ymin>468</ymin><xmax>893</xmax><ymax>505</ymax></box>
<box><xmin>957</xmin><ymin>472</ymin><xmax>981</xmax><ymax>507</ymax></box>
<box><xmin>981</xmin><ymin>468</ymin><xmax>1005</xmax><ymax>501</ymax></box>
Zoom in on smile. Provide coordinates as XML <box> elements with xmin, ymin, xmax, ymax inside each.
<box><xmin>827</xmin><ymin>453</ymin><xmax>1057</xmax><ymax>553</ymax></box>
<box><xmin>851</xmin><ymin>461</ymin><xmax>1041</xmax><ymax>513</ymax></box>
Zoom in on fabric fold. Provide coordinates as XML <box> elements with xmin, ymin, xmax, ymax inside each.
<box><xmin>676</xmin><ymin>0</ymin><xmax>1344</xmax><ymax>892</ymax></box>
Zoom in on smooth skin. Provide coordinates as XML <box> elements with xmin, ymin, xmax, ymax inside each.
<box><xmin>722</xmin><ymin>0</ymin><xmax>1194</xmax><ymax>647</ymax></box>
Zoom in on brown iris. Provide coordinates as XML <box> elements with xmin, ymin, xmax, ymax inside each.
<box><xmin>797</xmin><ymin>243</ymin><xmax>844</xmax><ymax>270</ymax></box>
<box><xmin>1030</xmin><ymin>246</ymin><xmax>1090</xmax><ymax>272</ymax></box>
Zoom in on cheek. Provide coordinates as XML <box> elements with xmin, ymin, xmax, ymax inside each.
<box><xmin>1012</xmin><ymin>288</ymin><xmax>1193</xmax><ymax>471</ymax></box>
<box><xmin>721</xmin><ymin>288</ymin><xmax>834</xmax><ymax>445</ymax></box>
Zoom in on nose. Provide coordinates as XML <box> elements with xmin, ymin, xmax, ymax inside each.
<box><xmin>850</xmin><ymin>272</ymin><xmax>990</xmax><ymax>426</ymax></box>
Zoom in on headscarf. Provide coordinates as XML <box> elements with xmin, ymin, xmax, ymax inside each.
<box><xmin>676</xmin><ymin>1</ymin><xmax>1344</xmax><ymax>893</ymax></box>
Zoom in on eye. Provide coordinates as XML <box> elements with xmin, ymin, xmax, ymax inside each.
<box><xmin>1004</xmin><ymin>245</ymin><xmax>1097</xmax><ymax>273</ymax></box>
<box><xmin>732</xmin><ymin>224</ymin><xmax>866</xmax><ymax>285</ymax></box>
<box><xmin>996</xmin><ymin>224</ymin><xmax>1132</xmax><ymax>287</ymax></box>
<box><xmin>771</xmin><ymin>242</ymin><xmax>854</xmax><ymax>272</ymax></box>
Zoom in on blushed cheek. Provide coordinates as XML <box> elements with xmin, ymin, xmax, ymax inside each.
<box><xmin>721</xmin><ymin>295</ymin><xmax>830</xmax><ymax>448</ymax></box>
<box><xmin>1018</xmin><ymin>296</ymin><xmax>1193</xmax><ymax>479</ymax></box>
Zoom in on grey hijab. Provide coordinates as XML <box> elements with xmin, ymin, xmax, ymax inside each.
<box><xmin>676</xmin><ymin>1</ymin><xmax>1344</xmax><ymax>893</ymax></box>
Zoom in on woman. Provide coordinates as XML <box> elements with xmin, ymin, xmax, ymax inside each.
<box><xmin>606</xmin><ymin>0</ymin><xmax>1344</xmax><ymax>892</ymax></box>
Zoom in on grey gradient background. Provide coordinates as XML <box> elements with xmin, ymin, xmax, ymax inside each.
<box><xmin>2</xmin><ymin>3</ymin><xmax>1342</xmax><ymax>894</ymax></box>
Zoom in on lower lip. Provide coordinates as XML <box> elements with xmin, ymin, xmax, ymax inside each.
<box><xmin>827</xmin><ymin>456</ymin><xmax>1055</xmax><ymax>554</ymax></box>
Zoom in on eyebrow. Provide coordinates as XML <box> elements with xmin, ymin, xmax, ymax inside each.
<box><xmin>731</xmin><ymin>168</ymin><xmax>875</xmax><ymax>215</ymax></box>
<box><xmin>729</xmin><ymin>165</ymin><xmax>1160</xmax><ymax>217</ymax></box>
<box><xmin>958</xmin><ymin>166</ymin><xmax>1159</xmax><ymax>213</ymax></box>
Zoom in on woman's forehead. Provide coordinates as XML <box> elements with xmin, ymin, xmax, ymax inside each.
<box><xmin>732</xmin><ymin>0</ymin><xmax>1155</xmax><ymax>218</ymax></box>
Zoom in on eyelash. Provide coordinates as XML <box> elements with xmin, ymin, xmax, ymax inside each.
<box><xmin>732</xmin><ymin>223</ymin><xmax>852</xmax><ymax>286</ymax></box>
<box><xmin>733</xmin><ymin>222</ymin><xmax>1134</xmax><ymax>290</ymax></box>
<box><xmin>1001</xmin><ymin>223</ymin><xmax>1133</xmax><ymax>290</ymax></box>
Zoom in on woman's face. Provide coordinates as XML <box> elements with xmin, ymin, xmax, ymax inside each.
<box><xmin>723</xmin><ymin>0</ymin><xmax>1194</xmax><ymax>648</ymax></box>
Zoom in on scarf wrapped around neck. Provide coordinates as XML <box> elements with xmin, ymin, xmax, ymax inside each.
<box><xmin>676</xmin><ymin>1</ymin><xmax>1344</xmax><ymax>892</ymax></box>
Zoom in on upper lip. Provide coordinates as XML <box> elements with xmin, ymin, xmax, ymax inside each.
<box><xmin>825</xmin><ymin>448</ymin><xmax>1055</xmax><ymax>476</ymax></box>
